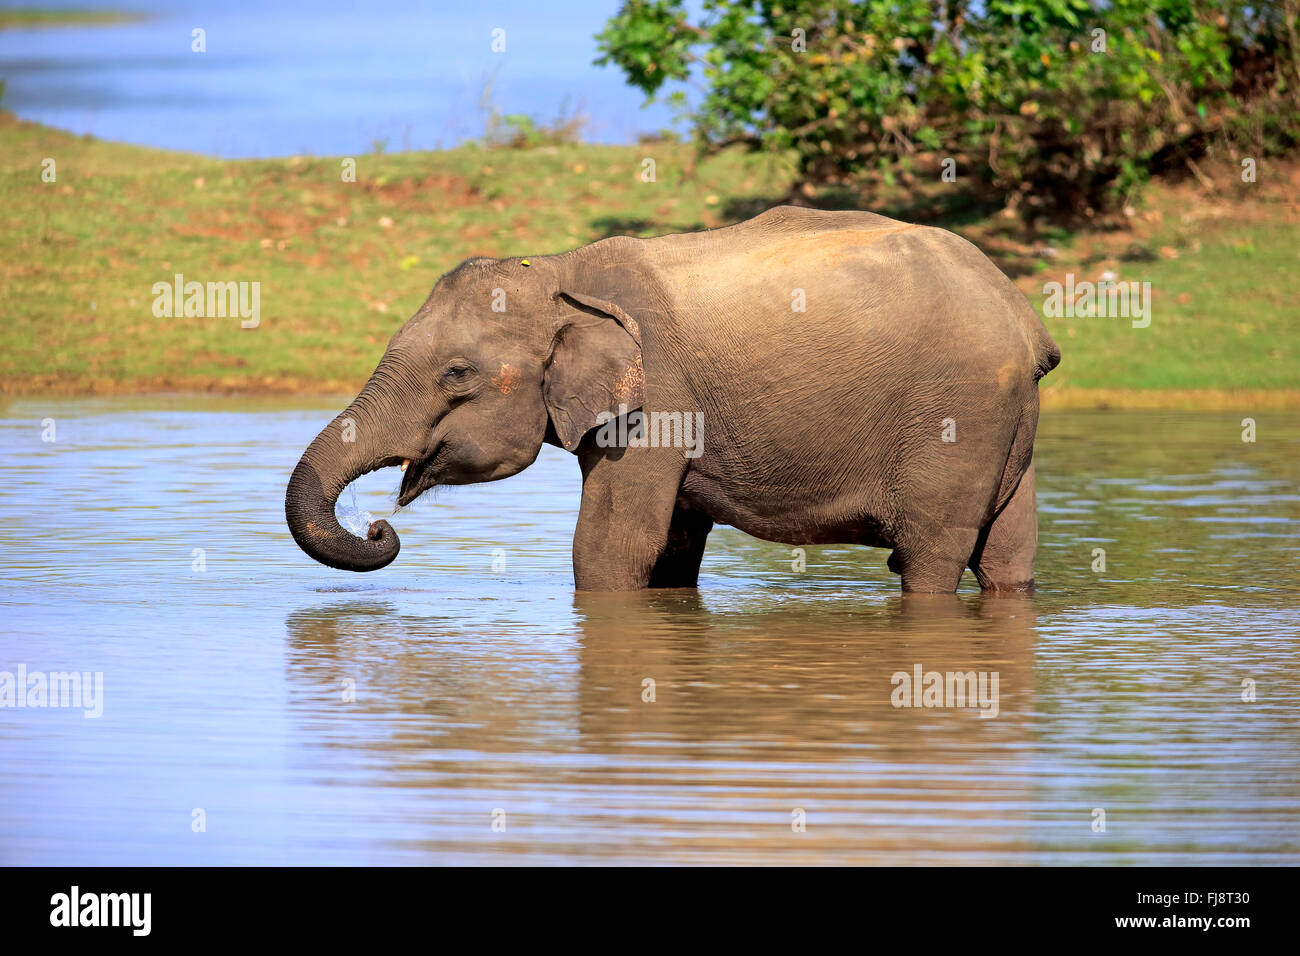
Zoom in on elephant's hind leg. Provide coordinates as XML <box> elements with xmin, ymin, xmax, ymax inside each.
<box><xmin>968</xmin><ymin>461</ymin><xmax>1038</xmax><ymax>592</ymax></box>
<box><xmin>888</xmin><ymin>529</ymin><xmax>982</xmax><ymax>593</ymax></box>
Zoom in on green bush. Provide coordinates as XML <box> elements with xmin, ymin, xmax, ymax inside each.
<box><xmin>597</xmin><ymin>0</ymin><xmax>1300</xmax><ymax>219</ymax></box>
<box><xmin>482</xmin><ymin>110</ymin><xmax>589</xmax><ymax>149</ymax></box>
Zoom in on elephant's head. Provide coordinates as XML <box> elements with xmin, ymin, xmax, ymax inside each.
<box><xmin>285</xmin><ymin>245</ymin><xmax>649</xmax><ymax>572</ymax></box>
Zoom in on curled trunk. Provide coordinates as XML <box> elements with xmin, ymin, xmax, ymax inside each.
<box><xmin>284</xmin><ymin>406</ymin><xmax>400</xmax><ymax>572</ymax></box>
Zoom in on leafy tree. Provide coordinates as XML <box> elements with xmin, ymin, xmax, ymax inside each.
<box><xmin>596</xmin><ymin>0</ymin><xmax>1300</xmax><ymax>219</ymax></box>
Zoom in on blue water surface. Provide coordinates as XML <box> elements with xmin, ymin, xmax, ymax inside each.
<box><xmin>0</xmin><ymin>0</ymin><xmax>679</xmax><ymax>157</ymax></box>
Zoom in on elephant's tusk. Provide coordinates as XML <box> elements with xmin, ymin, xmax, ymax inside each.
<box><xmin>400</xmin><ymin>459</ymin><xmax>410</xmax><ymax>472</ymax></box>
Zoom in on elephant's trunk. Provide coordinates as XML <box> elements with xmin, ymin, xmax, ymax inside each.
<box><xmin>285</xmin><ymin>400</ymin><xmax>401</xmax><ymax>572</ymax></box>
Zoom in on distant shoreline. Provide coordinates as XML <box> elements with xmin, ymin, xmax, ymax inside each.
<box><xmin>0</xmin><ymin>8</ymin><xmax>144</xmax><ymax>31</ymax></box>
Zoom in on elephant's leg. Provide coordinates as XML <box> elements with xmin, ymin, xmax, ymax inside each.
<box><xmin>648</xmin><ymin>504</ymin><xmax>713</xmax><ymax>588</ymax></box>
<box><xmin>888</xmin><ymin>527</ymin><xmax>982</xmax><ymax>593</ymax></box>
<box><xmin>572</xmin><ymin>442</ymin><xmax>689</xmax><ymax>591</ymax></box>
<box><xmin>968</xmin><ymin>461</ymin><xmax>1037</xmax><ymax>592</ymax></box>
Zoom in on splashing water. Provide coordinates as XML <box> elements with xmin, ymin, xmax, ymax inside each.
<box><xmin>335</xmin><ymin>489</ymin><xmax>375</xmax><ymax>538</ymax></box>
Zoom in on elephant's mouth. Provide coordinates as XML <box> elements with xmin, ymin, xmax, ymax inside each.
<box><xmin>397</xmin><ymin>447</ymin><xmax>442</xmax><ymax>507</ymax></box>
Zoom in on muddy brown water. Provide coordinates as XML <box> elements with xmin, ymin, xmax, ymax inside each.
<box><xmin>1</xmin><ymin>398</ymin><xmax>1297</xmax><ymax>863</ymax></box>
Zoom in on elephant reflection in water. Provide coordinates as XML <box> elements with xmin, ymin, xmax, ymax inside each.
<box><xmin>284</xmin><ymin>593</ymin><xmax>1039</xmax><ymax>861</ymax></box>
<box><xmin>284</xmin><ymin>592</ymin><xmax>1036</xmax><ymax>756</ymax></box>
<box><xmin>569</xmin><ymin>591</ymin><xmax>1036</xmax><ymax>748</ymax></box>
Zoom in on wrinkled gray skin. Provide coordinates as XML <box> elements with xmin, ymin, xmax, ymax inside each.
<box><xmin>286</xmin><ymin>206</ymin><xmax>1061</xmax><ymax>592</ymax></box>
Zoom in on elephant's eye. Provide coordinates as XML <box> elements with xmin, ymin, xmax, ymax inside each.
<box><xmin>442</xmin><ymin>363</ymin><xmax>475</xmax><ymax>384</ymax></box>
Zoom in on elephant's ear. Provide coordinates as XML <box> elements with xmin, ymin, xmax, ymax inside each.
<box><xmin>544</xmin><ymin>292</ymin><xmax>645</xmax><ymax>452</ymax></box>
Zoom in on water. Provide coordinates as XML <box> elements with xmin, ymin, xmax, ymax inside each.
<box><xmin>0</xmin><ymin>0</ymin><xmax>677</xmax><ymax>157</ymax></box>
<box><xmin>1</xmin><ymin>398</ymin><xmax>1298</xmax><ymax>864</ymax></box>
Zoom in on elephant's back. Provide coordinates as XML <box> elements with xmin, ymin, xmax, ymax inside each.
<box><xmin>654</xmin><ymin>208</ymin><xmax>1043</xmax><ymax>389</ymax></box>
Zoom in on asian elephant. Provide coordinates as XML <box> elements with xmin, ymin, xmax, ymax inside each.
<box><xmin>285</xmin><ymin>206</ymin><xmax>1060</xmax><ymax>593</ymax></box>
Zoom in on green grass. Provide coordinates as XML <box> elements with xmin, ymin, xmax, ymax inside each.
<box><xmin>1028</xmin><ymin>210</ymin><xmax>1299</xmax><ymax>393</ymax></box>
<box><xmin>0</xmin><ymin>112</ymin><xmax>793</xmax><ymax>393</ymax></box>
<box><xmin>0</xmin><ymin>110</ymin><xmax>1296</xmax><ymax>402</ymax></box>
<box><xmin>0</xmin><ymin>8</ymin><xmax>142</xmax><ymax>30</ymax></box>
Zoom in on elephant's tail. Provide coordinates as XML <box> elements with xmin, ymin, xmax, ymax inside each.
<box><xmin>1032</xmin><ymin>324</ymin><xmax>1061</xmax><ymax>381</ymax></box>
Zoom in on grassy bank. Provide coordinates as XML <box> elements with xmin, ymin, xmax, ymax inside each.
<box><xmin>1</xmin><ymin>111</ymin><xmax>1296</xmax><ymax>405</ymax></box>
<box><xmin>0</xmin><ymin>8</ymin><xmax>142</xmax><ymax>30</ymax></box>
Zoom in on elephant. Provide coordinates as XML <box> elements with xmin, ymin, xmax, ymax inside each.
<box><xmin>285</xmin><ymin>206</ymin><xmax>1060</xmax><ymax>593</ymax></box>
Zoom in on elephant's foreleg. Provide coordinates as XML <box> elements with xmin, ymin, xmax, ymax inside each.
<box><xmin>572</xmin><ymin>440</ymin><xmax>689</xmax><ymax>591</ymax></box>
<box><xmin>648</xmin><ymin>505</ymin><xmax>713</xmax><ymax>588</ymax></box>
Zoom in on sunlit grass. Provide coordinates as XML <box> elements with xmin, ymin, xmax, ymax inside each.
<box><xmin>0</xmin><ymin>8</ymin><xmax>142</xmax><ymax>30</ymax></box>
<box><xmin>1</xmin><ymin>110</ymin><xmax>1295</xmax><ymax>402</ymax></box>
